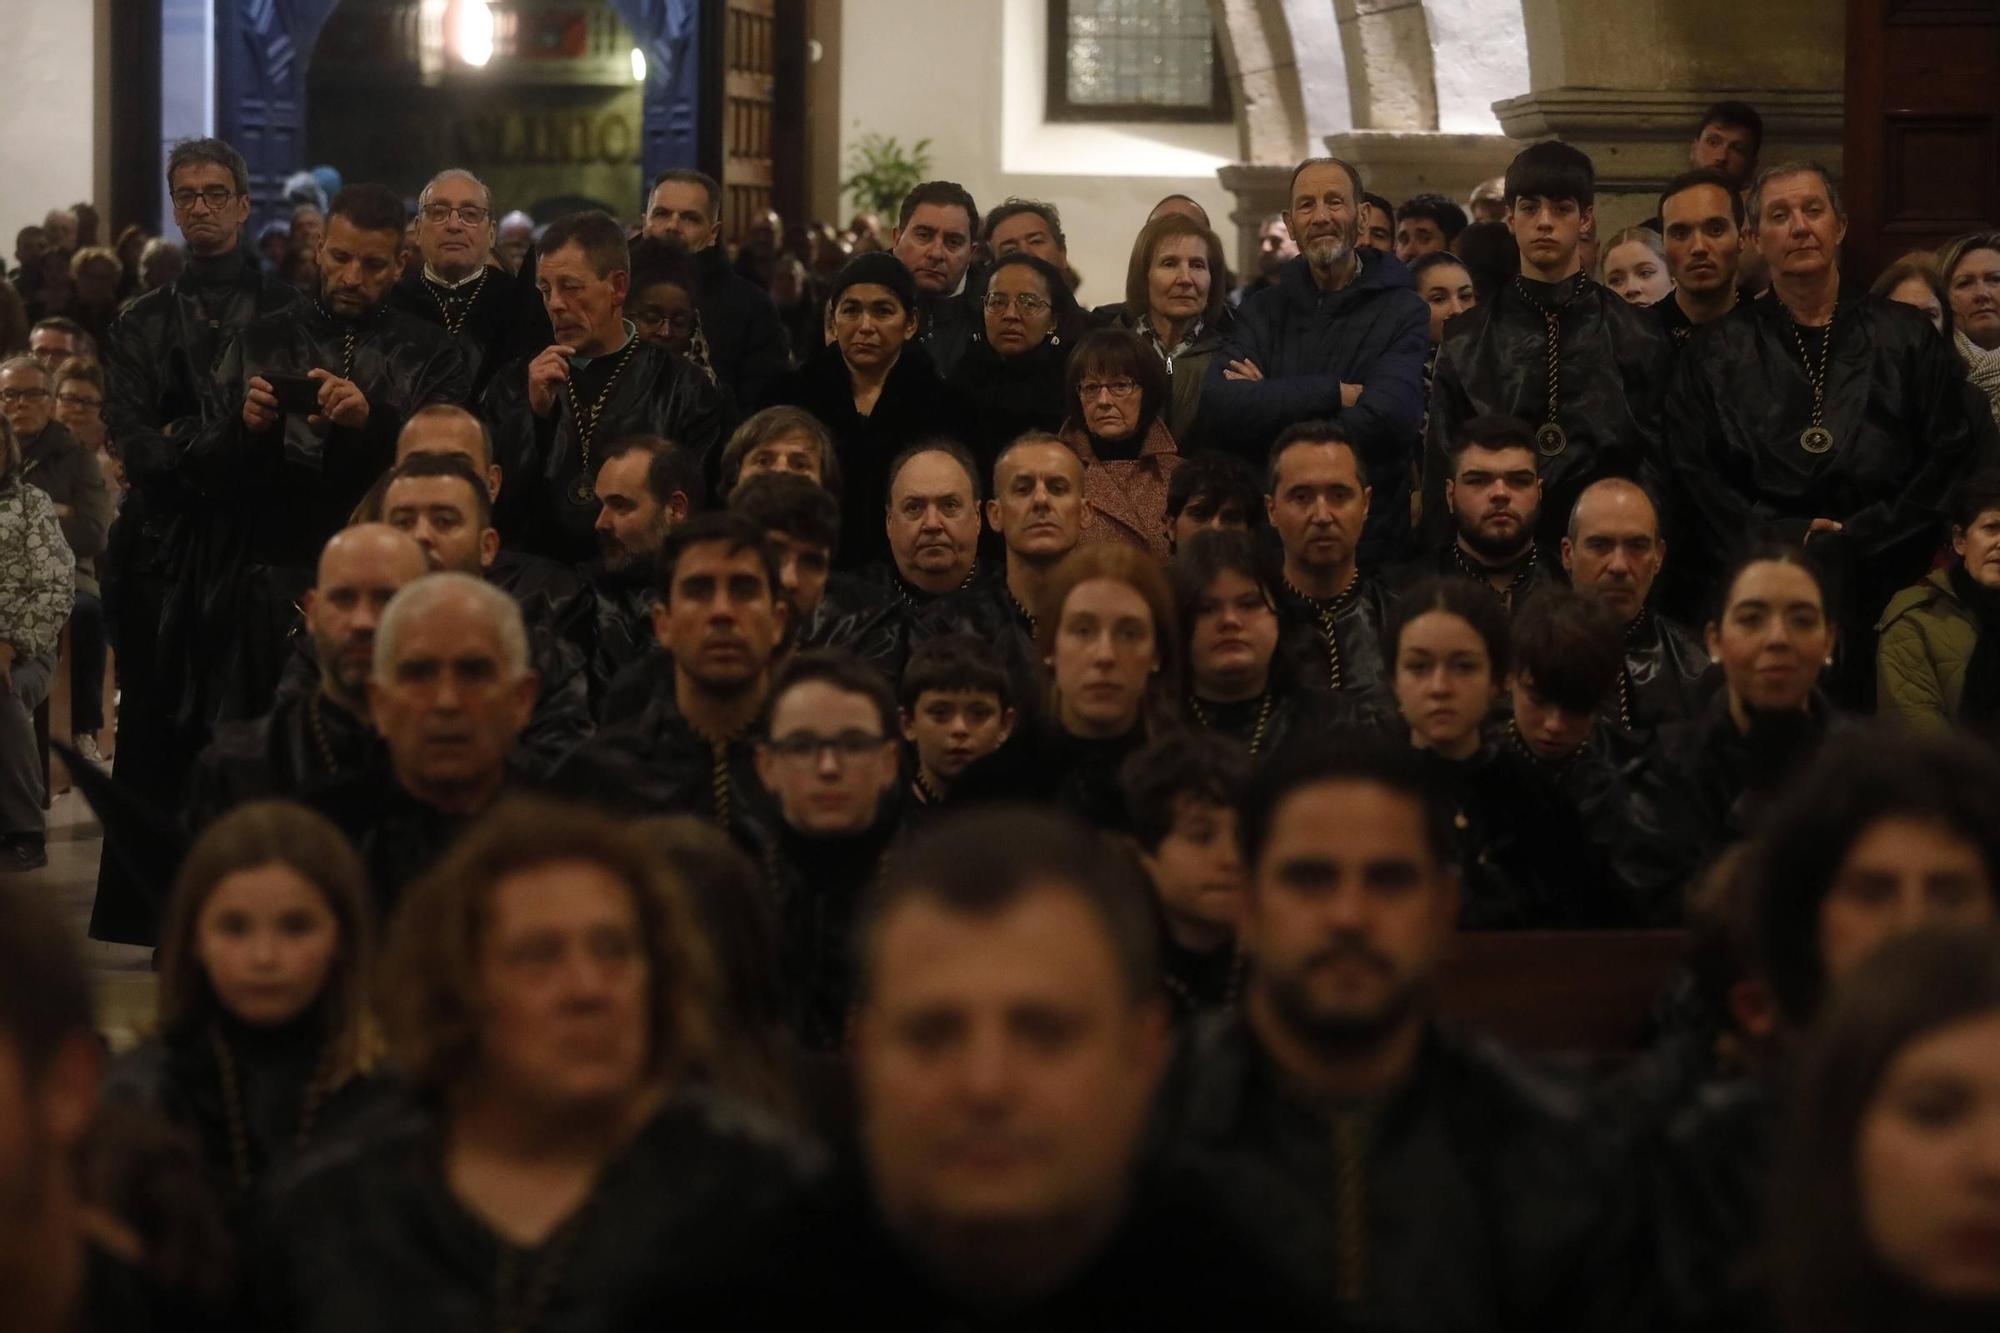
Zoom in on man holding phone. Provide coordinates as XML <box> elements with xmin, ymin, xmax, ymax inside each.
<box><xmin>188</xmin><ymin>183</ymin><xmax>471</xmax><ymax>718</ymax></box>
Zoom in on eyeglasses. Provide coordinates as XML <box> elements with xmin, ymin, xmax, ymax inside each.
<box><xmin>421</xmin><ymin>203</ymin><xmax>490</xmax><ymax>227</ymax></box>
<box><xmin>55</xmin><ymin>393</ymin><xmax>101</xmax><ymax>410</ymax></box>
<box><xmin>170</xmin><ymin>187</ymin><xmax>240</xmax><ymax>212</ymax></box>
<box><xmin>764</xmin><ymin>730</ymin><xmax>887</xmax><ymax>763</ymax></box>
<box><xmin>0</xmin><ymin>388</ymin><xmax>51</xmax><ymax>405</ymax></box>
<box><xmin>632</xmin><ymin>308</ymin><xmax>698</xmax><ymax>335</ymax></box>
<box><xmin>982</xmin><ymin>291</ymin><xmax>1050</xmax><ymax>315</ymax></box>
<box><xmin>1078</xmin><ymin>378</ymin><xmax>1139</xmax><ymax>401</ymax></box>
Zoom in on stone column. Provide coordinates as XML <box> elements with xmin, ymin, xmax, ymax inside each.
<box><xmin>1495</xmin><ymin>0</ymin><xmax>1845</xmax><ymax>238</ymax></box>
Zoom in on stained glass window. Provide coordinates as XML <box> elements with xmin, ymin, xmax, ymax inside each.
<box><xmin>1047</xmin><ymin>0</ymin><xmax>1229</xmax><ymax>123</ymax></box>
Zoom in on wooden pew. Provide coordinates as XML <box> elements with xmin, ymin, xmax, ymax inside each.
<box><xmin>1436</xmin><ymin>930</ymin><xmax>1691</xmax><ymax>1055</ymax></box>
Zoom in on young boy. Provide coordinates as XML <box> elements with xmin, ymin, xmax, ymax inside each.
<box><xmin>897</xmin><ymin>634</ymin><xmax>1016</xmax><ymax>812</ymax></box>
<box><xmin>1120</xmin><ymin>731</ymin><xmax>1253</xmax><ymax>1021</ymax></box>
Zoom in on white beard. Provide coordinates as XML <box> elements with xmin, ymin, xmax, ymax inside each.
<box><xmin>1305</xmin><ymin>233</ymin><xmax>1351</xmax><ymax>270</ymax></box>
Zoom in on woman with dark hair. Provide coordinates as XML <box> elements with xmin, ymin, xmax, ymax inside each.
<box><xmin>627</xmin><ymin>235</ymin><xmax>721</xmax><ymax>387</ymax></box>
<box><xmin>1059</xmin><ymin>327</ymin><xmax>1181</xmax><ymax>557</ymax></box>
<box><xmin>1940</xmin><ymin>231</ymin><xmax>2000</xmax><ymax>427</ymax></box>
<box><xmin>1880</xmin><ymin>469</ymin><xmax>2000</xmax><ymax>732</ymax></box>
<box><xmin>1664</xmin><ymin>542</ymin><xmax>1850</xmax><ymax>858</ymax></box>
<box><xmin>1384</xmin><ymin>576</ymin><xmax>1600</xmax><ymax>926</ymax></box>
<box><xmin>1412</xmin><ymin>249</ymin><xmax>1477</xmax><ymax>348</ymax></box>
<box><xmin>1115</xmin><ymin>212</ymin><xmax>1229</xmax><ymax>447</ymax></box>
<box><xmin>1771</xmin><ymin>928</ymin><xmax>2000</xmax><ymax>1333</ymax></box>
<box><xmin>946</xmin><ymin>251</ymin><xmax>1077</xmax><ymax>468</ymax></box>
<box><xmin>104</xmin><ymin>802</ymin><xmax>382</xmax><ymax>1220</ymax></box>
<box><xmin>953</xmin><ymin>543</ymin><xmax>1181</xmax><ymax>828</ymax></box>
<box><xmin>1171</xmin><ymin>528</ymin><xmax>1332</xmax><ymax>756</ymax></box>
<box><xmin>762</xmin><ymin>252</ymin><xmax>972</xmax><ymax>567</ymax></box>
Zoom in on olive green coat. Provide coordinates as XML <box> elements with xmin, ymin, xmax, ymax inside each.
<box><xmin>1876</xmin><ymin>568</ymin><xmax>1977</xmax><ymax>730</ymax></box>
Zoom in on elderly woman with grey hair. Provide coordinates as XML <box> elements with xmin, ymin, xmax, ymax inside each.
<box><xmin>0</xmin><ymin>412</ymin><xmax>77</xmax><ymax>871</ymax></box>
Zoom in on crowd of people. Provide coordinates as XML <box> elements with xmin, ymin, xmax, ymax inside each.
<box><xmin>4</xmin><ymin>96</ymin><xmax>2000</xmax><ymax>1330</ymax></box>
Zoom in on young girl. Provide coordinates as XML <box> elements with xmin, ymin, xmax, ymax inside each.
<box><xmin>1385</xmin><ymin>576</ymin><xmax>1602</xmax><ymax>927</ymax></box>
<box><xmin>107</xmin><ymin>801</ymin><xmax>381</xmax><ymax>1216</ymax></box>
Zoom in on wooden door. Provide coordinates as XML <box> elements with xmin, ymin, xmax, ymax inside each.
<box><xmin>1844</xmin><ymin>0</ymin><xmax>2000</xmax><ymax>282</ymax></box>
<box><xmin>704</xmin><ymin>0</ymin><xmax>805</xmax><ymax>243</ymax></box>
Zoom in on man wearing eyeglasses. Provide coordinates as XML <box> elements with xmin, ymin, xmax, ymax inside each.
<box><xmin>753</xmin><ymin>648</ymin><xmax>905</xmax><ymax>1050</ymax></box>
<box><xmin>91</xmin><ymin>137</ymin><xmax>307</xmax><ymax>944</ymax></box>
<box><xmin>387</xmin><ymin>168</ymin><xmax>552</xmax><ymax>400</ymax></box>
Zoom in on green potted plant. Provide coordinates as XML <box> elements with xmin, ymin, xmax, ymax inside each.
<box><xmin>841</xmin><ymin>133</ymin><xmax>933</xmax><ymax>217</ymax></box>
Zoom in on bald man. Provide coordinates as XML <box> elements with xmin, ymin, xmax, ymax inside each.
<box><xmin>189</xmin><ymin>524</ymin><xmax>428</xmax><ymax>826</ymax></box>
<box><xmin>1561</xmin><ymin>478</ymin><xmax>1711</xmax><ymax>731</ymax></box>
<box><xmin>387</xmin><ymin>167</ymin><xmax>552</xmax><ymax>398</ymax></box>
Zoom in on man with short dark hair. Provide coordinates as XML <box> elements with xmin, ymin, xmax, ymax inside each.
<box><xmin>484</xmin><ymin>209</ymin><xmax>729</xmax><ymax>564</ymax></box>
<box><xmin>1163</xmin><ymin>742</ymin><xmax>1647</xmax><ymax>1327</ymax></box>
<box><xmin>1167</xmin><ymin>452</ymin><xmax>1264</xmax><ymax>552</ymax></box>
<box><xmin>1204</xmin><ymin>156</ymin><xmax>1431</xmax><ymax>564</ymax></box>
<box><xmin>1505</xmin><ymin>586</ymin><xmax>1698</xmax><ymax>925</ymax></box>
<box><xmin>1561</xmin><ymin>476</ymin><xmax>1709</xmax><ymax>731</ymax></box>
<box><xmin>582</xmin><ymin>433</ymin><xmax>703</xmax><ymax>715</ymax></box>
<box><xmin>1663</xmin><ymin>162</ymin><xmax>1988</xmax><ymax>682</ymax></box>
<box><xmin>195</xmin><ymin>182</ymin><xmax>472</xmax><ymax>717</ymax></box>
<box><xmin>553</xmin><ymin>512</ymin><xmax>789</xmax><ymax>847</ymax></box>
<box><xmin>392</xmin><ymin>403</ymin><xmax>590</xmax><ymax>640</ymax></box>
<box><xmin>93</xmin><ymin>134</ymin><xmax>309</xmax><ymax>944</ymax></box>
<box><xmin>732</xmin><ymin>806</ymin><xmax>1319</xmax><ymax>1325</ymax></box>
<box><xmin>986</xmin><ymin>433</ymin><xmax>1087</xmax><ymax>640</ymax></box>
<box><xmin>873</xmin><ymin>440</ymin><xmax>983</xmax><ymax>607</ymax></box>
<box><xmin>1357</xmin><ymin>193</ymin><xmax>1395</xmax><ymax>252</ymax></box>
<box><xmin>891</xmin><ymin>181</ymin><xmax>980</xmax><ymax>377</ymax></box>
<box><xmin>1690</xmin><ymin>100</ymin><xmax>1764</xmax><ymax>193</ymax></box>
<box><xmin>734</xmin><ymin>472</ymin><xmax>840</xmax><ymax>625</ymax></box>
<box><xmin>1425</xmin><ymin>415</ymin><xmax>1561</xmax><ymax>612</ymax></box>
<box><xmin>983</xmin><ymin>198</ymin><xmax>1068</xmax><ymax>273</ymax></box>
<box><xmin>642</xmin><ymin>168</ymin><xmax>792</xmax><ymax>405</ymax></box>
<box><xmin>1230</xmin><ymin>214</ymin><xmax>1296</xmax><ymax>306</ymax></box>
<box><xmin>27</xmin><ymin>318</ymin><xmax>91</xmax><ymax>372</ymax></box>
<box><xmin>755</xmin><ymin>649</ymin><xmax>905</xmax><ymax>1049</ymax></box>
<box><xmin>1425</xmin><ymin>140</ymin><xmax>1672</xmax><ymax>553</ymax></box>
<box><xmin>1394</xmin><ymin>193</ymin><xmax>1468</xmax><ymax>267</ymax></box>
<box><xmin>387</xmin><ymin>167</ymin><xmax>551</xmax><ymax>400</ymax></box>
<box><xmin>1655</xmin><ymin>168</ymin><xmax>1746</xmax><ymax>343</ymax></box>
<box><xmin>1264</xmin><ymin>421</ymin><xmax>1392</xmax><ymax>702</ymax></box>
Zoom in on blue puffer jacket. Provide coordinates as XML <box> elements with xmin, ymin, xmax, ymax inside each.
<box><xmin>1198</xmin><ymin>248</ymin><xmax>1430</xmax><ymax>562</ymax></box>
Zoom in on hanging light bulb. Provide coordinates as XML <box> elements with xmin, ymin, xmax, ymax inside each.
<box><xmin>630</xmin><ymin>46</ymin><xmax>647</xmax><ymax>83</ymax></box>
<box><xmin>451</xmin><ymin>0</ymin><xmax>496</xmax><ymax>68</ymax></box>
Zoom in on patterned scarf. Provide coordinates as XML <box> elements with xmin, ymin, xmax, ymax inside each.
<box><xmin>1957</xmin><ymin>328</ymin><xmax>2000</xmax><ymax>427</ymax></box>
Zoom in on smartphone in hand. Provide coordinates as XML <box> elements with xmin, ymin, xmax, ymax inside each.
<box><xmin>266</xmin><ymin>372</ymin><xmax>323</xmax><ymax>416</ymax></box>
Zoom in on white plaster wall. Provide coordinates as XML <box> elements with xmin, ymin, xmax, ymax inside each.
<box><xmin>0</xmin><ymin>2</ymin><xmax>102</xmax><ymax>249</ymax></box>
<box><xmin>1425</xmin><ymin>0</ymin><xmax>1529</xmax><ymax>133</ymax></box>
<box><xmin>840</xmin><ymin>0</ymin><xmax>1239</xmax><ymax>307</ymax></box>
